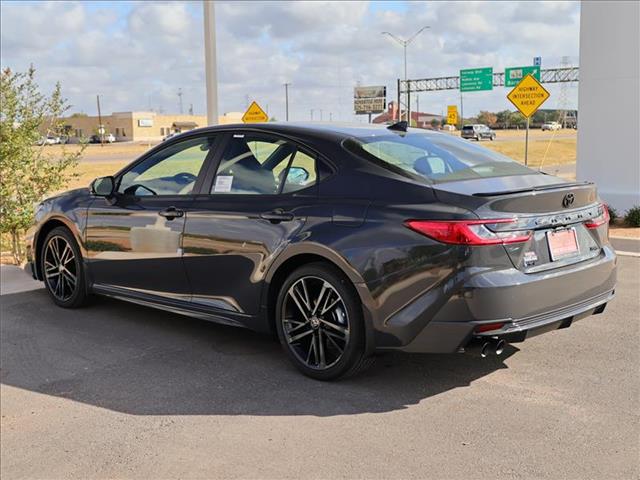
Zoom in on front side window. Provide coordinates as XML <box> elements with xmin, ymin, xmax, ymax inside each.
<box><xmin>118</xmin><ymin>136</ymin><xmax>213</xmax><ymax>196</ymax></box>
<box><xmin>211</xmin><ymin>134</ymin><xmax>316</xmax><ymax>195</ymax></box>
<box><xmin>343</xmin><ymin>131</ymin><xmax>534</xmax><ymax>184</ymax></box>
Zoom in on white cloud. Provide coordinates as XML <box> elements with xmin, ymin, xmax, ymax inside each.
<box><xmin>0</xmin><ymin>0</ymin><xmax>580</xmax><ymax>121</ymax></box>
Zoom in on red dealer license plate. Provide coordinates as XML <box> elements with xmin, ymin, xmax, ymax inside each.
<box><xmin>547</xmin><ymin>228</ymin><xmax>579</xmax><ymax>261</ymax></box>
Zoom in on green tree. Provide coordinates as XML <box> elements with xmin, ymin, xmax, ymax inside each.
<box><xmin>496</xmin><ymin>110</ymin><xmax>513</xmax><ymax>128</ymax></box>
<box><xmin>476</xmin><ymin>111</ymin><xmax>497</xmax><ymax>127</ymax></box>
<box><xmin>0</xmin><ymin>66</ymin><xmax>83</xmax><ymax>263</ymax></box>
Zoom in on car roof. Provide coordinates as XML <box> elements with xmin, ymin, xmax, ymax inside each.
<box><xmin>180</xmin><ymin>122</ymin><xmax>446</xmax><ymax>143</ymax></box>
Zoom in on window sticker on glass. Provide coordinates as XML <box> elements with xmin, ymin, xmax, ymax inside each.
<box><xmin>214</xmin><ymin>175</ymin><xmax>234</xmax><ymax>192</ymax></box>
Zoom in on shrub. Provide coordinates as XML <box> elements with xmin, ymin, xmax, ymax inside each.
<box><xmin>606</xmin><ymin>205</ymin><xmax>618</xmax><ymax>224</ymax></box>
<box><xmin>624</xmin><ymin>206</ymin><xmax>640</xmax><ymax>227</ymax></box>
<box><xmin>0</xmin><ymin>66</ymin><xmax>83</xmax><ymax>263</ymax></box>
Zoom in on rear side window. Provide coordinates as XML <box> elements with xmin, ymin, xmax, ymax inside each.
<box><xmin>343</xmin><ymin>132</ymin><xmax>534</xmax><ymax>184</ymax></box>
<box><xmin>211</xmin><ymin>134</ymin><xmax>316</xmax><ymax>195</ymax></box>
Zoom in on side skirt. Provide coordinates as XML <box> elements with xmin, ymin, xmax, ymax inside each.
<box><xmin>92</xmin><ymin>284</ymin><xmax>262</xmax><ymax>330</ymax></box>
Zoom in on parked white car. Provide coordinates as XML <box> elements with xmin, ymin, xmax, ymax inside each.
<box><xmin>541</xmin><ymin>121</ymin><xmax>562</xmax><ymax>131</ymax></box>
<box><xmin>36</xmin><ymin>135</ymin><xmax>61</xmax><ymax>145</ymax></box>
<box><xmin>162</xmin><ymin>131</ymin><xmax>182</xmax><ymax>142</ymax></box>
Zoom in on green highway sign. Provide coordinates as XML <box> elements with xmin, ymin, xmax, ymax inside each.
<box><xmin>505</xmin><ymin>66</ymin><xmax>541</xmax><ymax>87</ymax></box>
<box><xmin>460</xmin><ymin>67</ymin><xmax>493</xmax><ymax>92</ymax></box>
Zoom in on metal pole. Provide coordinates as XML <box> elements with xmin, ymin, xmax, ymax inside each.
<box><xmin>310</xmin><ymin>109</ymin><xmax>314</xmax><ymax>121</ymax></box>
<box><xmin>404</xmin><ymin>43</ymin><xmax>408</xmax><ymax>122</ymax></box>
<box><xmin>203</xmin><ymin>0</ymin><xmax>219</xmax><ymax>126</ymax></box>
<box><xmin>284</xmin><ymin>83</ymin><xmax>290</xmax><ymax>121</ymax></box>
<box><xmin>459</xmin><ymin>93</ymin><xmax>464</xmax><ymax>131</ymax></box>
<box><xmin>396</xmin><ymin>78</ymin><xmax>401</xmax><ymax>121</ymax></box>
<box><xmin>407</xmin><ymin>85</ymin><xmax>411</xmax><ymax>126</ymax></box>
<box><xmin>368</xmin><ymin>113</ymin><xmax>372</xmax><ymax>124</ymax></box>
<box><xmin>96</xmin><ymin>95</ymin><xmax>103</xmax><ymax>147</ymax></box>
<box><xmin>525</xmin><ymin>117</ymin><xmax>530</xmax><ymax>166</ymax></box>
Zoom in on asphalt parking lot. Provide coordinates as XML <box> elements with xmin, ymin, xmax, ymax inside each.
<box><xmin>1</xmin><ymin>257</ymin><xmax>638</xmax><ymax>479</ymax></box>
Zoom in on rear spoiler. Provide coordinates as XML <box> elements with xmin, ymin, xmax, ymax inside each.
<box><xmin>472</xmin><ymin>181</ymin><xmax>594</xmax><ymax>197</ymax></box>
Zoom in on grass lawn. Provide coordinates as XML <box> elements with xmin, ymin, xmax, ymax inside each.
<box><xmin>481</xmin><ymin>137</ymin><xmax>576</xmax><ymax>167</ymax></box>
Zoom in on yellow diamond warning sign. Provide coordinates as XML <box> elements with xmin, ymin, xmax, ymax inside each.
<box><xmin>242</xmin><ymin>101</ymin><xmax>269</xmax><ymax>123</ymax></box>
<box><xmin>507</xmin><ymin>74</ymin><xmax>550</xmax><ymax>118</ymax></box>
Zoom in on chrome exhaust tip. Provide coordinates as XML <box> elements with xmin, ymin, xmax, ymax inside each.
<box><xmin>465</xmin><ymin>338</ymin><xmax>506</xmax><ymax>357</ymax></box>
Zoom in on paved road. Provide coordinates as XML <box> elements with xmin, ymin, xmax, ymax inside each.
<box><xmin>1</xmin><ymin>259</ymin><xmax>638</xmax><ymax>479</ymax></box>
<box><xmin>611</xmin><ymin>237</ymin><xmax>640</xmax><ymax>255</ymax></box>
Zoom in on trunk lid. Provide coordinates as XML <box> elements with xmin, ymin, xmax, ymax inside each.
<box><xmin>433</xmin><ymin>174</ymin><xmax>605</xmax><ymax>272</ymax></box>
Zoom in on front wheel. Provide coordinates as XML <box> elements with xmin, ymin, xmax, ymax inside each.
<box><xmin>275</xmin><ymin>263</ymin><xmax>372</xmax><ymax>380</ymax></box>
<box><xmin>41</xmin><ymin>226</ymin><xmax>89</xmax><ymax>308</ymax></box>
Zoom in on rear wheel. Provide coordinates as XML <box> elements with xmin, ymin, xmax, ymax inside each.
<box><xmin>41</xmin><ymin>227</ymin><xmax>88</xmax><ymax>308</ymax></box>
<box><xmin>275</xmin><ymin>263</ymin><xmax>371</xmax><ymax>380</ymax></box>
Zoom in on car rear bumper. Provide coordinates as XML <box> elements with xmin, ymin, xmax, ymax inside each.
<box><xmin>374</xmin><ymin>246</ymin><xmax>617</xmax><ymax>353</ymax></box>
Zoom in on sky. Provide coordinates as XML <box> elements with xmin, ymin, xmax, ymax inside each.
<box><xmin>0</xmin><ymin>0</ymin><xmax>581</xmax><ymax>122</ymax></box>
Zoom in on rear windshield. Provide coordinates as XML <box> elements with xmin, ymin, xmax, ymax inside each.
<box><xmin>343</xmin><ymin>131</ymin><xmax>534</xmax><ymax>184</ymax></box>
<box><xmin>462</xmin><ymin>125</ymin><xmax>474</xmax><ymax>130</ymax></box>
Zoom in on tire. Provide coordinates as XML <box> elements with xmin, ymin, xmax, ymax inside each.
<box><xmin>275</xmin><ymin>263</ymin><xmax>372</xmax><ymax>380</ymax></box>
<box><xmin>40</xmin><ymin>226</ymin><xmax>89</xmax><ymax>308</ymax></box>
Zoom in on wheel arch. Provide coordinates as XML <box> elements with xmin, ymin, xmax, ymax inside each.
<box><xmin>33</xmin><ymin>216</ymin><xmax>83</xmax><ymax>280</ymax></box>
<box><xmin>262</xmin><ymin>244</ymin><xmax>376</xmax><ymax>354</ymax></box>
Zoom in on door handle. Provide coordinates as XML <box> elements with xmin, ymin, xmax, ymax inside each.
<box><xmin>158</xmin><ymin>206</ymin><xmax>184</xmax><ymax>220</ymax></box>
<box><xmin>260</xmin><ymin>208</ymin><xmax>294</xmax><ymax>223</ymax></box>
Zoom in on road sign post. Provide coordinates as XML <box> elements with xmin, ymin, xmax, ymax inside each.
<box><xmin>242</xmin><ymin>101</ymin><xmax>269</xmax><ymax>123</ymax></box>
<box><xmin>507</xmin><ymin>74</ymin><xmax>551</xmax><ymax>166</ymax></box>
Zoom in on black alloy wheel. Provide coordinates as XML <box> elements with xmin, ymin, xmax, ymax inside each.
<box><xmin>276</xmin><ymin>263</ymin><xmax>371</xmax><ymax>380</ymax></box>
<box><xmin>41</xmin><ymin>227</ymin><xmax>88</xmax><ymax>308</ymax></box>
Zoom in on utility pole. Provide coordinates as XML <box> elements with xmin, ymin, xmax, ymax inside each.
<box><xmin>310</xmin><ymin>109</ymin><xmax>314</xmax><ymax>121</ymax></box>
<box><xmin>203</xmin><ymin>0</ymin><xmax>219</xmax><ymax>125</ymax></box>
<box><xmin>459</xmin><ymin>93</ymin><xmax>464</xmax><ymax>131</ymax></box>
<box><xmin>329</xmin><ymin>112</ymin><xmax>333</xmax><ymax>122</ymax></box>
<box><xmin>382</xmin><ymin>26</ymin><xmax>430</xmax><ymax>122</ymax></box>
<box><xmin>178</xmin><ymin>88</ymin><xmax>183</xmax><ymax>114</ymax></box>
<box><xmin>96</xmin><ymin>95</ymin><xmax>104</xmax><ymax>147</ymax></box>
<box><xmin>283</xmin><ymin>83</ymin><xmax>291</xmax><ymax>121</ymax></box>
<box><xmin>189</xmin><ymin>103</ymin><xmax>194</xmax><ymax>115</ymax></box>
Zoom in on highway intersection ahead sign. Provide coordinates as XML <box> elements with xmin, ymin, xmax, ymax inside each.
<box><xmin>507</xmin><ymin>74</ymin><xmax>550</xmax><ymax>118</ymax></box>
<box><xmin>242</xmin><ymin>101</ymin><xmax>269</xmax><ymax>123</ymax></box>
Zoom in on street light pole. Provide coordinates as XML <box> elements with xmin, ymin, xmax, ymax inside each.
<box><xmin>203</xmin><ymin>0</ymin><xmax>218</xmax><ymax>125</ymax></box>
<box><xmin>283</xmin><ymin>83</ymin><xmax>291</xmax><ymax>121</ymax></box>
<box><xmin>382</xmin><ymin>26</ymin><xmax>430</xmax><ymax>124</ymax></box>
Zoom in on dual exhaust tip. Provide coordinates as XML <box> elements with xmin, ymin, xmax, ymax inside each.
<box><xmin>465</xmin><ymin>338</ymin><xmax>506</xmax><ymax>358</ymax></box>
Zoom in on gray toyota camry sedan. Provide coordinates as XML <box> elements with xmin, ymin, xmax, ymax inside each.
<box><xmin>25</xmin><ymin>122</ymin><xmax>617</xmax><ymax>380</ymax></box>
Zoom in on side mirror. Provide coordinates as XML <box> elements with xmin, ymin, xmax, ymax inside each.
<box><xmin>91</xmin><ymin>176</ymin><xmax>115</xmax><ymax>197</ymax></box>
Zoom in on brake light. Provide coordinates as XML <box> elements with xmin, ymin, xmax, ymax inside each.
<box><xmin>585</xmin><ymin>204</ymin><xmax>610</xmax><ymax>229</ymax></box>
<box><xmin>405</xmin><ymin>219</ymin><xmax>532</xmax><ymax>245</ymax></box>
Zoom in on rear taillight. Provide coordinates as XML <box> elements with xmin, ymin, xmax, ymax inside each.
<box><xmin>405</xmin><ymin>219</ymin><xmax>532</xmax><ymax>245</ymax></box>
<box><xmin>585</xmin><ymin>204</ymin><xmax>610</xmax><ymax>229</ymax></box>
